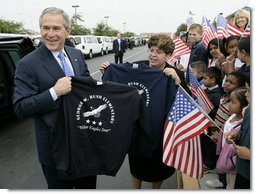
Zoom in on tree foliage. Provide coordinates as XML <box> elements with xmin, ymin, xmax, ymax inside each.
<box><xmin>70</xmin><ymin>14</ymin><xmax>91</xmax><ymax>35</ymax></box>
<box><xmin>174</xmin><ymin>23</ymin><xmax>188</xmax><ymax>37</ymax></box>
<box><xmin>122</xmin><ymin>31</ymin><xmax>136</xmax><ymax>37</ymax></box>
<box><xmin>0</xmin><ymin>18</ymin><xmax>24</xmax><ymax>33</ymax></box>
<box><xmin>93</xmin><ymin>22</ymin><xmax>120</xmax><ymax>36</ymax></box>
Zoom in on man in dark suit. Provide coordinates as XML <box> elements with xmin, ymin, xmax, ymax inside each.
<box><xmin>13</xmin><ymin>7</ymin><xmax>96</xmax><ymax>189</ymax></box>
<box><xmin>113</xmin><ymin>33</ymin><xmax>126</xmax><ymax>63</ymax></box>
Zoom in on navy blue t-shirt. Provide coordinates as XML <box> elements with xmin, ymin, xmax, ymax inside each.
<box><xmin>48</xmin><ymin>76</ymin><xmax>151</xmax><ymax>179</ymax></box>
<box><xmin>102</xmin><ymin>63</ymin><xmax>177</xmax><ymax>152</ymax></box>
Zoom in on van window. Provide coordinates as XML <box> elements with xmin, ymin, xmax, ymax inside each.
<box><xmin>97</xmin><ymin>37</ymin><xmax>102</xmax><ymax>43</ymax></box>
<box><xmin>83</xmin><ymin>37</ymin><xmax>87</xmax><ymax>43</ymax></box>
<box><xmin>74</xmin><ymin>37</ymin><xmax>81</xmax><ymax>44</ymax></box>
<box><xmin>86</xmin><ymin>37</ymin><xmax>92</xmax><ymax>43</ymax></box>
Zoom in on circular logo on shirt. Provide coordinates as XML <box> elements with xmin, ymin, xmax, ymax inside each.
<box><xmin>75</xmin><ymin>95</ymin><xmax>115</xmax><ymax>133</ymax></box>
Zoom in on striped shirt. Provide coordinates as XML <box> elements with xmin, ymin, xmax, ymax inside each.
<box><xmin>214</xmin><ymin>95</ymin><xmax>231</xmax><ymax>129</ymax></box>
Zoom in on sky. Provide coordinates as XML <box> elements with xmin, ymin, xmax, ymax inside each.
<box><xmin>0</xmin><ymin>0</ymin><xmax>252</xmax><ymax>35</ymax></box>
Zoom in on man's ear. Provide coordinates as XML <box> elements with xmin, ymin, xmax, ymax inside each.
<box><xmin>66</xmin><ymin>27</ymin><xmax>71</xmax><ymax>35</ymax></box>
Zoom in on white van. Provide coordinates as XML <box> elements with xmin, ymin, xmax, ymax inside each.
<box><xmin>96</xmin><ymin>36</ymin><xmax>113</xmax><ymax>54</ymax></box>
<box><xmin>71</xmin><ymin>35</ymin><xmax>104</xmax><ymax>59</ymax></box>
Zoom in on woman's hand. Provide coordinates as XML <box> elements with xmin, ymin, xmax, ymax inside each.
<box><xmin>163</xmin><ymin>67</ymin><xmax>181</xmax><ymax>85</ymax></box>
<box><xmin>99</xmin><ymin>61</ymin><xmax>110</xmax><ymax>74</ymax></box>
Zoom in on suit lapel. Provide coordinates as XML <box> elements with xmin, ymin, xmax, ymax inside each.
<box><xmin>38</xmin><ymin>45</ymin><xmax>65</xmax><ymax>80</ymax></box>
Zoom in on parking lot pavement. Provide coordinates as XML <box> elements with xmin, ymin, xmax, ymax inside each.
<box><xmin>199</xmin><ymin>170</ymin><xmax>219</xmax><ymax>189</ymax></box>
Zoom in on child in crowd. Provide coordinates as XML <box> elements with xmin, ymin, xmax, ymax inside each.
<box><xmin>200</xmin><ymin>66</ymin><xmax>223</xmax><ymax>172</ymax></box>
<box><xmin>206</xmin><ymin>71</ymin><xmax>246</xmax><ymax>188</ymax></box>
<box><xmin>190</xmin><ymin>61</ymin><xmax>206</xmax><ymax>86</ymax></box>
<box><xmin>236</xmin><ymin>36</ymin><xmax>250</xmax><ymax>77</ymax></box>
<box><xmin>186</xmin><ymin>23</ymin><xmax>208</xmax><ymax>82</ymax></box>
<box><xmin>176</xmin><ymin>32</ymin><xmax>191</xmax><ymax>76</ymax></box>
<box><xmin>222</xmin><ymin>35</ymin><xmax>242</xmax><ymax>74</ymax></box>
<box><xmin>215</xmin><ymin>87</ymin><xmax>248</xmax><ymax>189</ymax></box>
<box><xmin>207</xmin><ymin>38</ymin><xmax>228</xmax><ymax>85</ymax></box>
<box><xmin>226</xmin><ymin>76</ymin><xmax>250</xmax><ymax>189</ymax></box>
<box><xmin>207</xmin><ymin>38</ymin><xmax>228</xmax><ymax>68</ymax></box>
<box><xmin>203</xmin><ymin>66</ymin><xmax>223</xmax><ymax>120</ymax></box>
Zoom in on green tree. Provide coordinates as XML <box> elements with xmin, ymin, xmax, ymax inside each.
<box><xmin>122</xmin><ymin>31</ymin><xmax>136</xmax><ymax>37</ymax></box>
<box><xmin>93</xmin><ymin>22</ymin><xmax>109</xmax><ymax>36</ymax></box>
<box><xmin>174</xmin><ymin>23</ymin><xmax>188</xmax><ymax>37</ymax></box>
<box><xmin>0</xmin><ymin>18</ymin><xmax>24</xmax><ymax>33</ymax></box>
<box><xmin>93</xmin><ymin>22</ymin><xmax>121</xmax><ymax>37</ymax></box>
<box><xmin>70</xmin><ymin>13</ymin><xmax>91</xmax><ymax>35</ymax></box>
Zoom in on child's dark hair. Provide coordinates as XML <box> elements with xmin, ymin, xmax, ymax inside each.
<box><xmin>227</xmin><ymin>71</ymin><xmax>246</xmax><ymax>87</ymax></box>
<box><xmin>245</xmin><ymin>74</ymin><xmax>250</xmax><ymax>86</ymax></box>
<box><xmin>207</xmin><ymin>38</ymin><xmax>228</xmax><ymax>59</ymax></box>
<box><xmin>232</xmin><ymin>87</ymin><xmax>248</xmax><ymax>108</ymax></box>
<box><xmin>203</xmin><ymin>66</ymin><xmax>222</xmax><ymax>86</ymax></box>
<box><xmin>237</xmin><ymin>36</ymin><xmax>250</xmax><ymax>55</ymax></box>
<box><xmin>223</xmin><ymin>35</ymin><xmax>241</xmax><ymax>48</ymax></box>
<box><xmin>190</xmin><ymin>61</ymin><xmax>206</xmax><ymax>72</ymax></box>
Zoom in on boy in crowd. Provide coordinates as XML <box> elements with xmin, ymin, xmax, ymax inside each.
<box><xmin>201</xmin><ymin>66</ymin><xmax>223</xmax><ymax>172</ymax></box>
<box><xmin>190</xmin><ymin>61</ymin><xmax>207</xmax><ymax>86</ymax></box>
<box><xmin>186</xmin><ymin>23</ymin><xmax>208</xmax><ymax>82</ymax></box>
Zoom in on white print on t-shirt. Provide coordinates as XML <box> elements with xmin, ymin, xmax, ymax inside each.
<box><xmin>128</xmin><ymin>82</ymin><xmax>150</xmax><ymax>106</ymax></box>
<box><xmin>83</xmin><ymin>104</ymin><xmax>107</xmax><ymax>118</ymax></box>
<box><xmin>75</xmin><ymin>95</ymin><xmax>115</xmax><ymax>133</ymax></box>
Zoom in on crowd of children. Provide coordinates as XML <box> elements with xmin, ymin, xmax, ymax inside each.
<box><xmin>173</xmin><ymin>9</ymin><xmax>250</xmax><ymax>189</ymax></box>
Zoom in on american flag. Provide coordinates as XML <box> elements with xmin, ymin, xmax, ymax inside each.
<box><xmin>186</xmin><ymin>17</ymin><xmax>194</xmax><ymax>30</ymax></box>
<box><xmin>217</xmin><ymin>14</ymin><xmax>228</xmax><ymax>39</ymax></box>
<box><xmin>189</xmin><ymin>69</ymin><xmax>214</xmax><ymax>114</ymax></box>
<box><xmin>202</xmin><ymin>16</ymin><xmax>217</xmax><ymax>47</ymax></box>
<box><xmin>227</xmin><ymin>21</ymin><xmax>244</xmax><ymax>36</ymax></box>
<box><xmin>163</xmin><ymin>87</ymin><xmax>211</xmax><ymax>179</ymax></box>
<box><xmin>167</xmin><ymin>37</ymin><xmax>191</xmax><ymax>64</ymax></box>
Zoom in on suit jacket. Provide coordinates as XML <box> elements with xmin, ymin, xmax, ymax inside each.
<box><xmin>13</xmin><ymin>43</ymin><xmax>90</xmax><ymax>167</ymax></box>
<box><xmin>113</xmin><ymin>38</ymin><xmax>126</xmax><ymax>55</ymax></box>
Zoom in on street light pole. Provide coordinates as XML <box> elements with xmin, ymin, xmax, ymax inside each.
<box><xmin>123</xmin><ymin>22</ymin><xmax>126</xmax><ymax>34</ymax></box>
<box><xmin>72</xmin><ymin>5</ymin><xmax>79</xmax><ymax>15</ymax></box>
<box><xmin>104</xmin><ymin>16</ymin><xmax>109</xmax><ymax>27</ymax></box>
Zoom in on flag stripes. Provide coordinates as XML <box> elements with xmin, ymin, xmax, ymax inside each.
<box><xmin>168</xmin><ymin>37</ymin><xmax>191</xmax><ymax>64</ymax></box>
<box><xmin>189</xmin><ymin>69</ymin><xmax>214</xmax><ymax>114</ymax></box>
<box><xmin>163</xmin><ymin>87</ymin><xmax>211</xmax><ymax>179</ymax></box>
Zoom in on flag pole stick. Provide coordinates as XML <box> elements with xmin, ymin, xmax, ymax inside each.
<box><xmin>178</xmin><ymin>85</ymin><xmax>223</xmax><ymax>132</ymax></box>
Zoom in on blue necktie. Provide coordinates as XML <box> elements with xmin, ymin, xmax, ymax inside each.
<box><xmin>58</xmin><ymin>52</ymin><xmax>74</xmax><ymax>76</ymax></box>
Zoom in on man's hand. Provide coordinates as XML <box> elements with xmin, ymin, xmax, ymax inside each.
<box><xmin>53</xmin><ymin>77</ymin><xmax>72</xmax><ymax>97</ymax></box>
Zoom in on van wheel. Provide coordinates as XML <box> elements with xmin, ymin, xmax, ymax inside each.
<box><xmin>100</xmin><ymin>49</ymin><xmax>104</xmax><ymax>56</ymax></box>
<box><xmin>89</xmin><ymin>51</ymin><xmax>93</xmax><ymax>59</ymax></box>
<box><xmin>105</xmin><ymin>48</ymin><xmax>109</xmax><ymax>54</ymax></box>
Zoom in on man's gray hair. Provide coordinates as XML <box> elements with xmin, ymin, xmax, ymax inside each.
<box><xmin>39</xmin><ymin>7</ymin><xmax>71</xmax><ymax>29</ymax></box>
